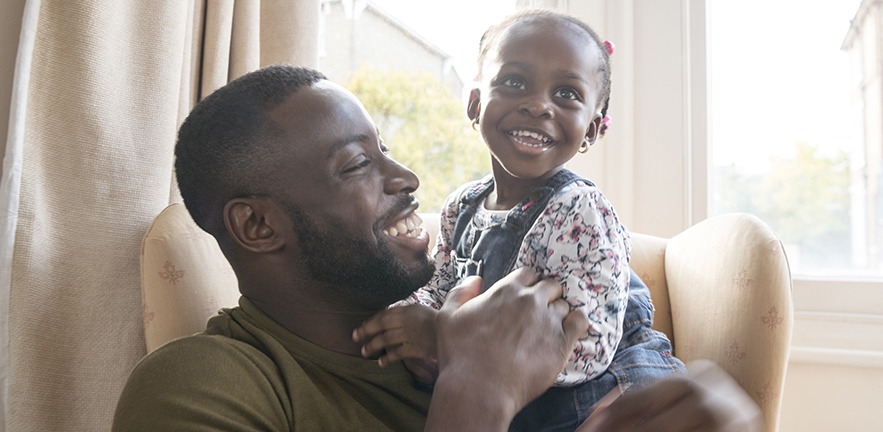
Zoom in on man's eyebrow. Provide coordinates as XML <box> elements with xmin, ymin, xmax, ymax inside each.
<box><xmin>326</xmin><ymin>133</ymin><xmax>372</xmax><ymax>158</ymax></box>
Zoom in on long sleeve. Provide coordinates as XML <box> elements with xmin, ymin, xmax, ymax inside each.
<box><xmin>518</xmin><ymin>181</ymin><xmax>631</xmax><ymax>385</ymax></box>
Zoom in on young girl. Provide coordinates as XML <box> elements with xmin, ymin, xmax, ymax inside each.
<box><xmin>355</xmin><ymin>9</ymin><xmax>684</xmax><ymax>430</ymax></box>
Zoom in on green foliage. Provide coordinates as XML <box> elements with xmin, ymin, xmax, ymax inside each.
<box><xmin>759</xmin><ymin>143</ymin><xmax>850</xmax><ymax>241</ymax></box>
<box><xmin>713</xmin><ymin>142</ymin><xmax>851</xmax><ymax>267</ymax></box>
<box><xmin>346</xmin><ymin>68</ymin><xmax>490</xmax><ymax>212</ymax></box>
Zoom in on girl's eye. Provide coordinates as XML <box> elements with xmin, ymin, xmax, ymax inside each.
<box><xmin>554</xmin><ymin>87</ymin><xmax>581</xmax><ymax>101</ymax></box>
<box><xmin>501</xmin><ymin>76</ymin><xmax>526</xmax><ymax>90</ymax></box>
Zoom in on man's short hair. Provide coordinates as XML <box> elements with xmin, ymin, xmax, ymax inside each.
<box><xmin>174</xmin><ymin>65</ymin><xmax>326</xmax><ymax>234</ymax></box>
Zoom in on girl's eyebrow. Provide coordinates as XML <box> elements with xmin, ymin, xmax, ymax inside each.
<box><xmin>499</xmin><ymin>61</ymin><xmax>534</xmax><ymax>71</ymax></box>
<box><xmin>558</xmin><ymin>71</ymin><xmax>590</xmax><ymax>85</ymax></box>
<box><xmin>499</xmin><ymin>62</ymin><xmax>589</xmax><ymax>85</ymax></box>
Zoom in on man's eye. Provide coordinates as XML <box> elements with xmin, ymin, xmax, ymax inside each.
<box><xmin>342</xmin><ymin>158</ymin><xmax>371</xmax><ymax>173</ymax></box>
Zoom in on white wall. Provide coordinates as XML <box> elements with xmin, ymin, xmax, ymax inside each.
<box><xmin>567</xmin><ymin>1</ymin><xmax>883</xmax><ymax>431</ymax></box>
<box><xmin>784</xmin><ymin>279</ymin><xmax>883</xmax><ymax>431</ymax></box>
<box><xmin>565</xmin><ymin>0</ymin><xmax>707</xmax><ymax>238</ymax></box>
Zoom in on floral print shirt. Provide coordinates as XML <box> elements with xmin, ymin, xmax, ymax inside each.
<box><xmin>407</xmin><ymin>179</ymin><xmax>632</xmax><ymax>385</ymax></box>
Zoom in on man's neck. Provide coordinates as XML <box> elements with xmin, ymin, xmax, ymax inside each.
<box><xmin>248</xmin><ymin>294</ymin><xmax>380</xmax><ymax>357</ymax></box>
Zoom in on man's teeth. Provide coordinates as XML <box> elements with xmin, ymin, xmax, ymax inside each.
<box><xmin>383</xmin><ymin>213</ymin><xmax>423</xmax><ymax>238</ymax></box>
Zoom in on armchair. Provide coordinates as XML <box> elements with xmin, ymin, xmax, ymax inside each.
<box><xmin>140</xmin><ymin>204</ymin><xmax>792</xmax><ymax>431</ymax></box>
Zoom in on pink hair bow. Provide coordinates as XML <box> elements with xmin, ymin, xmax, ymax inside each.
<box><xmin>603</xmin><ymin>40</ymin><xmax>615</xmax><ymax>56</ymax></box>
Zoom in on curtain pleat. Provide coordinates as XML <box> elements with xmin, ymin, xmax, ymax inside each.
<box><xmin>0</xmin><ymin>1</ymin><xmax>39</xmax><ymax>429</ymax></box>
<box><xmin>230</xmin><ymin>0</ymin><xmax>261</xmax><ymax>81</ymax></box>
<box><xmin>1</xmin><ymin>1</ymin><xmax>318</xmax><ymax>430</ymax></box>
<box><xmin>201</xmin><ymin>0</ymin><xmax>236</xmax><ymax>98</ymax></box>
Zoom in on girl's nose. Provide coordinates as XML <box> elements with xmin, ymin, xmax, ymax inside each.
<box><xmin>519</xmin><ymin>94</ymin><xmax>553</xmax><ymax>119</ymax></box>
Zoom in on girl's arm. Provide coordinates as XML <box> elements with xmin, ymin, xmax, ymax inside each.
<box><xmin>518</xmin><ymin>182</ymin><xmax>631</xmax><ymax>383</ymax></box>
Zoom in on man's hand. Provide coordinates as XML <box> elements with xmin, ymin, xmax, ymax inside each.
<box><xmin>578</xmin><ymin>359</ymin><xmax>762</xmax><ymax>432</ymax></box>
<box><xmin>426</xmin><ymin>268</ymin><xmax>589</xmax><ymax>431</ymax></box>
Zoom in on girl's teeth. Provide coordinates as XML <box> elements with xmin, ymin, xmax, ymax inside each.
<box><xmin>396</xmin><ymin>221</ymin><xmax>408</xmax><ymax>233</ymax></box>
<box><xmin>512</xmin><ymin>130</ymin><xmax>550</xmax><ymax>143</ymax></box>
<box><xmin>388</xmin><ymin>227</ymin><xmax>399</xmax><ymax>237</ymax></box>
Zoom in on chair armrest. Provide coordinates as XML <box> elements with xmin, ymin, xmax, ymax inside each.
<box><xmin>665</xmin><ymin>213</ymin><xmax>793</xmax><ymax>432</ymax></box>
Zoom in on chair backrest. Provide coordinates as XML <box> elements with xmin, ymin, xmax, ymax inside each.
<box><xmin>629</xmin><ymin>232</ymin><xmax>675</xmax><ymax>342</ymax></box>
<box><xmin>140</xmin><ymin>203</ymin><xmax>239</xmax><ymax>352</ymax></box>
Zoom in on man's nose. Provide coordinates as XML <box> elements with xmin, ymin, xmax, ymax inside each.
<box><xmin>383</xmin><ymin>157</ymin><xmax>420</xmax><ymax>195</ymax></box>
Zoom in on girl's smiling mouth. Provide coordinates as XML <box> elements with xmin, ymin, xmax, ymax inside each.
<box><xmin>507</xmin><ymin>129</ymin><xmax>554</xmax><ymax>152</ymax></box>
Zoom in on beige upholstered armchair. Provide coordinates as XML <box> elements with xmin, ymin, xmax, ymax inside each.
<box><xmin>140</xmin><ymin>204</ymin><xmax>792</xmax><ymax>431</ymax></box>
<box><xmin>627</xmin><ymin>214</ymin><xmax>793</xmax><ymax>432</ymax></box>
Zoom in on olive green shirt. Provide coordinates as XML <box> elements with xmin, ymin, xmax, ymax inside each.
<box><xmin>113</xmin><ymin>298</ymin><xmax>431</xmax><ymax>431</ymax></box>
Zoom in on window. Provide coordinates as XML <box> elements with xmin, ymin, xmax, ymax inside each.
<box><xmin>708</xmin><ymin>0</ymin><xmax>880</xmax><ymax>278</ymax></box>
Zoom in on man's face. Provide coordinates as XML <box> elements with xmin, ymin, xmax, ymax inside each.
<box><xmin>265</xmin><ymin>81</ymin><xmax>434</xmax><ymax>308</ymax></box>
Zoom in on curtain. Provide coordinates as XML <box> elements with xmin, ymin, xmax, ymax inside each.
<box><xmin>0</xmin><ymin>1</ymin><xmax>319</xmax><ymax>430</ymax></box>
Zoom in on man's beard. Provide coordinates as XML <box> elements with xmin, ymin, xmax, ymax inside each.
<box><xmin>287</xmin><ymin>206</ymin><xmax>434</xmax><ymax>307</ymax></box>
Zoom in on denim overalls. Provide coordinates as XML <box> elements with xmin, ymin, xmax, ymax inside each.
<box><xmin>450</xmin><ymin>169</ymin><xmax>686</xmax><ymax>432</ymax></box>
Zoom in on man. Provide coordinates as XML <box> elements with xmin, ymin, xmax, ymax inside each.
<box><xmin>113</xmin><ymin>65</ymin><xmax>759</xmax><ymax>431</ymax></box>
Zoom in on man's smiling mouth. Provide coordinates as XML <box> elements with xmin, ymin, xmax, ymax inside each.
<box><xmin>383</xmin><ymin>212</ymin><xmax>423</xmax><ymax>238</ymax></box>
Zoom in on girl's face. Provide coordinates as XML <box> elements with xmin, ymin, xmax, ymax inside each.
<box><xmin>473</xmin><ymin>20</ymin><xmax>604</xmax><ymax>186</ymax></box>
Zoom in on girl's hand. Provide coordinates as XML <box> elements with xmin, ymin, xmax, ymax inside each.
<box><xmin>353</xmin><ymin>304</ymin><xmax>438</xmax><ymax>367</ymax></box>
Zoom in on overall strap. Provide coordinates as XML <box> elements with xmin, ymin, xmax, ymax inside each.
<box><xmin>503</xmin><ymin>169</ymin><xmax>591</xmax><ymax>233</ymax></box>
<box><xmin>449</xmin><ymin>175</ymin><xmax>495</xmax><ymax>257</ymax></box>
<box><xmin>451</xmin><ymin>169</ymin><xmax>594</xmax><ymax>291</ymax></box>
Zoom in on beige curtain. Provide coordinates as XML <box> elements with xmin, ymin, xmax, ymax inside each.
<box><xmin>0</xmin><ymin>0</ymin><xmax>319</xmax><ymax>430</ymax></box>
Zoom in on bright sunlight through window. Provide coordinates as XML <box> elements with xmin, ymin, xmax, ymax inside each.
<box><xmin>709</xmin><ymin>0</ymin><xmax>880</xmax><ymax>278</ymax></box>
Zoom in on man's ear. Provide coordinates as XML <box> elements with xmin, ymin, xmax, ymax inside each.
<box><xmin>584</xmin><ymin>115</ymin><xmax>603</xmax><ymax>146</ymax></box>
<box><xmin>466</xmin><ymin>88</ymin><xmax>481</xmax><ymax>121</ymax></box>
<box><xmin>223</xmin><ymin>197</ymin><xmax>286</xmax><ymax>253</ymax></box>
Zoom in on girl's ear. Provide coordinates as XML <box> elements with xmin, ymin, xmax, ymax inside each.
<box><xmin>584</xmin><ymin>115</ymin><xmax>603</xmax><ymax>146</ymax></box>
<box><xmin>223</xmin><ymin>197</ymin><xmax>287</xmax><ymax>253</ymax></box>
<box><xmin>466</xmin><ymin>88</ymin><xmax>481</xmax><ymax>120</ymax></box>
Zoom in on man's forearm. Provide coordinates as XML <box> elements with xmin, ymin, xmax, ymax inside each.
<box><xmin>424</xmin><ymin>369</ymin><xmax>517</xmax><ymax>432</ymax></box>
